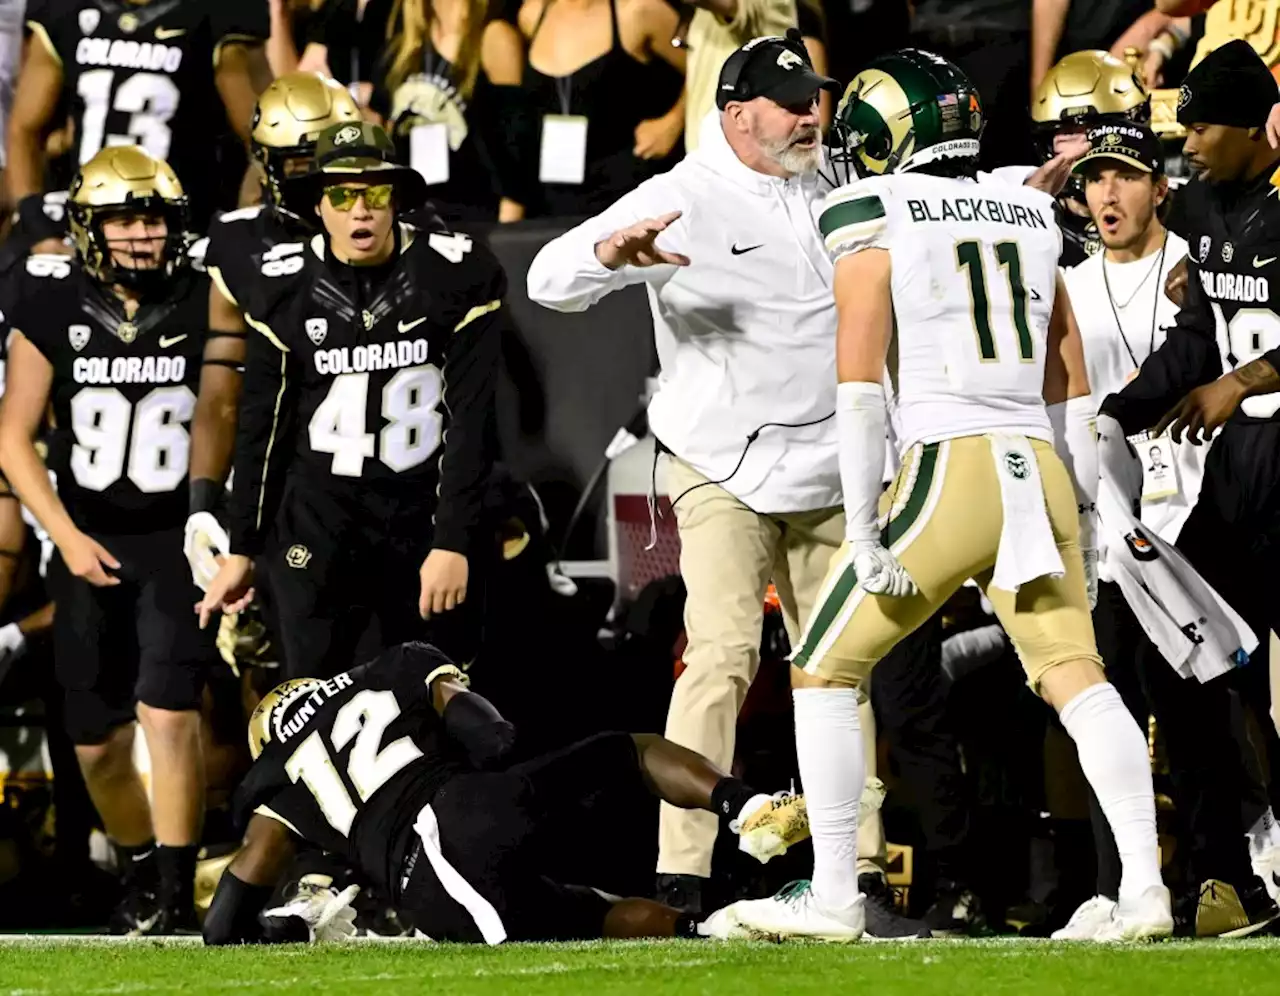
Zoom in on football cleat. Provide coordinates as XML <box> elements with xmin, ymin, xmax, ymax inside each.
<box><xmin>697</xmin><ymin>905</ymin><xmax>755</xmax><ymax>940</ymax></box>
<box><xmin>732</xmin><ymin>792</ymin><xmax>810</xmax><ymax>863</ymax></box>
<box><xmin>1093</xmin><ymin>886</ymin><xmax>1173</xmax><ymax>942</ymax></box>
<box><xmin>860</xmin><ymin>873</ymin><xmax>931</xmax><ymax>939</ymax></box>
<box><xmin>723</xmin><ymin>880</ymin><xmax>864</xmax><ymax>942</ymax></box>
<box><xmin>1177</xmin><ymin>879</ymin><xmax>1278</xmax><ymax>939</ymax></box>
<box><xmin>1052</xmin><ymin>895</ymin><xmax>1118</xmax><ymax>940</ymax></box>
<box><xmin>107</xmin><ymin>885</ymin><xmax>160</xmax><ymax>936</ymax></box>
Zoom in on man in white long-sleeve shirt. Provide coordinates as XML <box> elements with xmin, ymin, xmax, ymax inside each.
<box><xmin>526</xmin><ymin>33</ymin><xmax>935</xmax><ymax>932</ymax></box>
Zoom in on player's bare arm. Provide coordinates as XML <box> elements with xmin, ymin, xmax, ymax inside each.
<box><xmin>214</xmin><ymin>42</ymin><xmax>273</xmax><ymax>145</ymax></box>
<box><xmin>190</xmin><ymin>283</ymin><xmax>248</xmax><ymax>488</ymax></box>
<box><xmin>6</xmin><ymin>35</ymin><xmax>67</xmax><ymax>252</ymax></box>
<box><xmin>1154</xmin><ymin>355</ymin><xmax>1280</xmax><ymax>445</ymax></box>
<box><xmin>0</xmin><ymin>331</ymin><xmax>120</xmax><ymax>586</ymax></box>
<box><xmin>203</xmin><ymin>814</ymin><xmax>298</xmax><ymax>945</ymax></box>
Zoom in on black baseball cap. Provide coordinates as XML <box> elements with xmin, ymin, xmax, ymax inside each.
<box><xmin>1072</xmin><ymin>122</ymin><xmax>1164</xmax><ymax>175</ymax></box>
<box><xmin>293</xmin><ymin>121</ymin><xmax>428</xmax><ymax>209</ymax></box>
<box><xmin>716</xmin><ymin>29</ymin><xmax>840</xmax><ymax>111</ymax></box>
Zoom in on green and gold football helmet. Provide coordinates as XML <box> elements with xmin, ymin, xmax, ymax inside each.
<box><xmin>830</xmin><ymin>48</ymin><xmax>984</xmax><ymax>182</ymax></box>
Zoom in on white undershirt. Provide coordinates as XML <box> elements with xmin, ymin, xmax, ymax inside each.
<box><xmin>1063</xmin><ymin>232</ymin><xmax>1205</xmax><ymax>550</ymax></box>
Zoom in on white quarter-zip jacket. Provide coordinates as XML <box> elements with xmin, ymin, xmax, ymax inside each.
<box><xmin>526</xmin><ymin>111</ymin><xmax>840</xmax><ymax>514</ymax></box>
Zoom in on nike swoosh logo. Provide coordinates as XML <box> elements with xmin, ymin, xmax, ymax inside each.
<box><xmin>1254</xmin><ymin>256</ymin><xmax>1276</xmax><ymax>268</ymax></box>
<box><xmin>1030</xmin><ymin>288</ymin><xmax>1042</xmax><ymax>302</ymax></box>
<box><xmin>159</xmin><ymin>334</ymin><xmax>188</xmax><ymax>348</ymax></box>
<box><xmin>730</xmin><ymin>243</ymin><xmax>763</xmax><ymax>256</ymax></box>
<box><xmin>154</xmin><ymin>27</ymin><xmax>186</xmax><ymax>39</ymax></box>
<box><xmin>398</xmin><ymin>317</ymin><xmax>427</xmax><ymax>334</ymax></box>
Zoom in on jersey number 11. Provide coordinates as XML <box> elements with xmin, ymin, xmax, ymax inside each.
<box><xmin>955</xmin><ymin>240</ymin><xmax>1035</xmax><ymax>363</ymax></box>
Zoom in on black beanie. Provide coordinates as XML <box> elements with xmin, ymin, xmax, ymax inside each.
<box><xmin>1178</xmin><ymin>39</ymin><xmax>1279</xmax><ymax>129</ymax></box>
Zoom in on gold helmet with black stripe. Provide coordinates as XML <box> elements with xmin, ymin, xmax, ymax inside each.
<box><xmin>68</xmin><ymin>145</ymin><xmax>190</xmax><ymax>290</ymax></box>
<box><xmin>251</xmin><ymin>72</ymin><xmax>361</xmax><ymax>217</ymax></box>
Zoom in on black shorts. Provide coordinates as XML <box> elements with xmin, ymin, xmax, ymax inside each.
<box><xmin>48</xmin><ymin>528</ymin><xmax>217</xmax><ymax>744</ymax></box>
<box><xmin>264</xmin><ymin>485</ymin><xmax>479</xmax><ymax>679</ymax></box>
<box><xmin>397</xmin><ymin>732</ymin><xmax>644</xmax><ymax>943</ymax></box>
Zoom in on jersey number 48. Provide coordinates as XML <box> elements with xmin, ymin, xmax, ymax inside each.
<box><xmin>286</xmin><ymin>690</ymin><xmax>422</xmax><ymax>836</ymax></box>
<box><xmin>309</xmin><ymin>366</ymin><xmax>444</xmax><ymax>477</ymax></box>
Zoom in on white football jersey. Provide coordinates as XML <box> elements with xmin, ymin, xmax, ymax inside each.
<box><xmin>820</xmin><ymin>171</ymin><xmax>1062</xmax><ymax>451</ymax></box>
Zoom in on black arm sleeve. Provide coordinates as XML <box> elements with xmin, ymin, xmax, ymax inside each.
<box><xmin>432</xmin><ymin>265</ymin><xmax>506</xmax><ymax>555</ymax></box>
<box><xmin>1099</xmin><ymin>257</ymin><xmax>1222</xmax><ymax>434</ymax></box>
<box><xmin>203</xmin><ymin>871</ymin><xmax>277</xmax><ymax>945</ymax></box>
<box><xmin>442</xmin><ymin>689</ymin><xmax>516</xmax><ymax>769</ymax></box>
<box><xmin>228</xmin><ymin>328</ymin><xmax>294</xmax><ymax>556</ymax></box>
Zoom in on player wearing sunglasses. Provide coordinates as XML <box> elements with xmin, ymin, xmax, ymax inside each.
<box><xmin>196</xmin><ymin>122</ymin><xmax>507</xmax><ymax>680</ymax></box>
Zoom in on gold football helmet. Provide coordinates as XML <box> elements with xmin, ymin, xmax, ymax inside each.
<box><xmin>68</xmin><ymin>145</ymin><xmax>190</xmax><ymax>288</ymax></box>
<box><xmin>1031</xmin><ymin>50</ymin><xmax>1150</xmax><ymax>161</ymax></box>
<box><xmin>252</xmin><ymin>72</ymin><xmax>361</xmax><ymax>214</ymax></box>
<box><xmin>248</xmin><ymin>677</ymin><xmax>325</xmax><ymax>759</ymax></box>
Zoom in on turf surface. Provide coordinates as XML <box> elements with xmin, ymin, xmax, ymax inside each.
<box><xmin>2</xmin><ymin>938</ymin><xmax>1279</xmax><ymax>995</ymax></box>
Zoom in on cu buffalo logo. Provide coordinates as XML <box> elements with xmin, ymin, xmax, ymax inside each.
<box><xmin>333</xmin><ymin>125</ymin><xmax>363</xmax><ymax>146</ymax></box>
<box><xmin>285</xmin><ymin>544</ymin><xmax>312</xmax><ymax>569</ymax></box>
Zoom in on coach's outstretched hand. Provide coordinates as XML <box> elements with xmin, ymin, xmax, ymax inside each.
<box><xmin>594</xmin><ymin>211</ymin><xmax>691</xmax><ymax>270</ymax></box>
<box><xmin>420</xmin><ymin>548</ymin><xmax>468</xmax><ymax>619</ymax></box>
<box><xmin>196</xmin><ymin>553</ymin><xmax>256</xmax><ymax>629</ymax></box>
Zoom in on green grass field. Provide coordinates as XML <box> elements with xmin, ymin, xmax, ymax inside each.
<box><xmin>2</xmin><ymin>938</ymin><xmax>1279</xmax><ymax>996</ymax></box>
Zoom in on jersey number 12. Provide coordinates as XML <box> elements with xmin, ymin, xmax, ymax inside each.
<box><xmin>955</xmin><ymin>240</ymin><xmax>1035</xmax><ymax>363</ymax></box>
<box><xmin>285</xmin><ymin>690</ymin><xmax>423</xmax><ymax>836</ymax></box>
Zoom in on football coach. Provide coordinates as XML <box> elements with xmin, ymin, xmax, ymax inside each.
<box><xmin>525</xmin><ymin>31</ymin><xmax>888</xmax><ymax>918</ymax></box>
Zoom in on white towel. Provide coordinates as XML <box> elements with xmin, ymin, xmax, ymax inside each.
<box><xmin>1098</xmin><ymin>477</ymin><xmax>1254</xmax><ymax>683</ymax></box>
<box><xmin>988</xmin><ymin>433</ymin><xmax>1065</xmax><ymax>592</ymax></box>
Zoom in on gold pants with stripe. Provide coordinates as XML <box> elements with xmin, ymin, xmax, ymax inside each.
<box><xmin>793</xmin><ymin>436</ymin><xmax>1100</xmax><ymax>687</ymax></box>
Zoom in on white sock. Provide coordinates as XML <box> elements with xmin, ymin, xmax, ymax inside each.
<box><xmin>793</xmin><ymin>687</ymin><xmax>862</xmax><ymax>914</ymax></box>
<box><xmin>1247</xmin><ymin>808</ymin><xmax>1280</xmax><ymax>857</ymax></box>
<box><xmin>1059</xmin><ymin>682</ymin><xmax>1162</xmax><ymax>902</ymax></box>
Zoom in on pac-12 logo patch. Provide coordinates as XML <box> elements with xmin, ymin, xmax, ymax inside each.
<box><xmin>1003</xmin><ymin>452</ymin><xmax>1030</xmax><ymax>480</ymax></box>
<box><xmin>68</xmin><ymin>324</ymin><xmax>90</xmax><ymax>352</ymax></box>
<box><xmin>1198</xmin><ymin>236</ymin><xmax>1211</xmax><ymax>262</ymax></box>
<box><xmin>305</xmin><ymin>318</ymin><xmax>328</xmax><ymax>345</ymax></box>
<box><xmin>78</xmin><ymin>7</ymin><xmax>99</xmax><ymax>33</ymax></box>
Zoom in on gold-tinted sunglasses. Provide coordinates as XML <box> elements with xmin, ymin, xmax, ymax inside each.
<box><xmin>324</xmin><ymin>183</ymin><xmax>394</xmax><ymax>211</ymax></box>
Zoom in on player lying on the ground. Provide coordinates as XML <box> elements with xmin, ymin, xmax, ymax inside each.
<box><xmin>203</xmin><ymin>641</ymin><xmax>809</xmax><ymax>944</ymax></box>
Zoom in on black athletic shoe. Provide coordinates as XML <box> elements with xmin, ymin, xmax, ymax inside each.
<box><xmin>656</xmin><ymin>874</ymin><xmax>706</xmax><ymax>915</ymax></box>
<box><xmin>860</xmin><ymin>873</ymin><xmax>932</xmax><ymax>939</ymax></box>
<box><xmin>1174</xmin><ymin>879</ymin><xmax>1280</xmax><ymax>938</ymax></box>
<box><xmin>106</xmin><ymin>885</ymin><xmax>160</xmax><ymax>936</ymax></box>
<box><xmin>140</xmin><ymin>900</ymin><xmax>201</xmax><ymax>935</ymax></box>
<box><xmin>923</xmin><ymin>884</ymin><xmax>989</xmax><ymax>936</ymax></box>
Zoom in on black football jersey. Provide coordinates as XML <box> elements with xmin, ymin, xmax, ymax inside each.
<box><xmin>227</xmin><ymin>224</ymin><xmax>505</xmax><ymax>556</ymax></box>
<box><xmin>203</xmin><ymin>204</ymin><xmax>300</xmax><ymax>311</ymax></box>
<box><xmin>233</xmin><ymin>642</ymin><xmax>468</xmax><ymax>893</ymax></box>
<box><xmin>1103</xmin><ymin>168</ymin><xmax>1280</xmax><ymax>433</ymax></box>
<box><xmin>1</xmin><ymin>254</ymin><xmax>207</xmax><ymax>535</ymax></box>
<box><xmin>24</xmin><ymin>0</ymin><xmax>268</xmax><ymax>229</ymax></box>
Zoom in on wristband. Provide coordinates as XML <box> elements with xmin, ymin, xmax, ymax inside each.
<box><xmin>189</xmin><ymin>478</ymin><xmax>224</xmax><ymax>516</ymax></box>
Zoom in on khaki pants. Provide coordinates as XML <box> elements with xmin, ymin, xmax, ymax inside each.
<box><xmin>657</xmin><ymin>456</ymin><xmax>885</xmax><ymax>878</ymax></box>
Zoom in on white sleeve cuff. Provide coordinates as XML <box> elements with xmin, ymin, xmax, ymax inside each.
<box><xmin>837</xmin><ymin>381</ymin><xmax>888</xmax><ymax>543</ymax></box>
